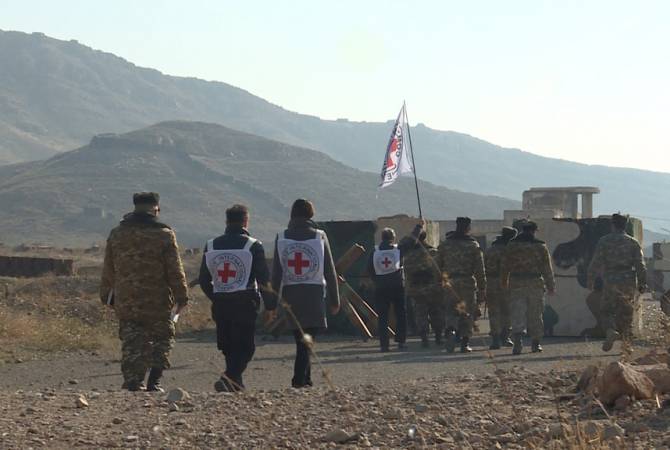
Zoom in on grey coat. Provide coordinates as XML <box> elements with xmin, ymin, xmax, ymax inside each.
<box><xmin>271</xmin><ymin>219</ymin><xmax>340</xmax><ymax>330</ymax></box>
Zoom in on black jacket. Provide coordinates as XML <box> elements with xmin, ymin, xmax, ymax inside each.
<box><xmin>367</xmin><ymin>240</ymin><xmax>408</xmax><ymax>290</ymax></box>
<box><xmin>199</xmin><ymin>226</ymin><xmax>276</xmax><ymax>323</ymax></box>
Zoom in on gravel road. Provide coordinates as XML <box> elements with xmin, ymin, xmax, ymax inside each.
<box><xmin>0</xmin><ymin>331</ymin><xmax>624</xmax><ymax>393</ymax></box>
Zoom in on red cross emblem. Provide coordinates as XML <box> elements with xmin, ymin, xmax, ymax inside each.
<box><xmin>288</xmin><ymin>252</ymin><xmax>310</xmax><ymax>275</ymax></box>
<box><xmin>381</xmin><ymin>256</ymin><xmax>393</xmax><ymax>269</ymax></box>
<box><xmin>217</xmin><ymin>262</ymin><xmax>237</xmax><ymax>283</ymax></box>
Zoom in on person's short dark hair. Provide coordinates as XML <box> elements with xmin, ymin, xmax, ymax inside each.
<box><xmin>612</xmin><ymin>213</ymin><xmax>628</xmax><ymax>230</ymax></box>
<box><xmin>418</xmin><ymin>231</ymin><xmax>427</xmax><ymax>242</ymax></box>
<box><xmin>456</xmin><ymin>217</ymin><xmax>471</xmax><ymax>232</ymax></box>
<box><xmin>523</xmin><ymin>221</ymin><xmax>538</xmax><ymax>232</ymax></box>
<box><xmin>226</xmin><ymin>204</ymin><xmax>249</xmax><ymax>224</ymax></box>
<box><xmin>133</xmin><ymin>192</ymin><xmax>160</xmax><ymax>206</ymax></box>
<box><xmin>381</xmin><ymin>227</ymin><xmax>396</xmax><ymax>242</ymax></box>
<box><xmin>290</xmin><ymin>199</ymin><xmax>315</xmax><ymax>219</ymax></box>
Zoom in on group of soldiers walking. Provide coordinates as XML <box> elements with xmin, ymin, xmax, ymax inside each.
<box><xmin>370</xmin><ymin>217</ymin><xmax>555</xmax><ymax>355</ymax></box>
<box><xmin>100</xmin><ymin>192</ymin><xmax>647</xmax><ymax>392</ymax></box>
<box><xmin>370</xmin><ymin>213</ymin><xmax>647</xmax><ymax>357</ymax></box>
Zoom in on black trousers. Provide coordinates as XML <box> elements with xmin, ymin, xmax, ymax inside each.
<box><xmin>375</xmin><ymin>287</ymin><xmax>407</xmax><ymax>349</ymax></box>
<box><xmin>214</xmin><ymin>318</ymin><xmax>256</xmax><ymax>387</ymax></box>
<box><xmin>292</xmin><ymin>328</ymin><xmax>319</xmax><ymax>387</ymax></box>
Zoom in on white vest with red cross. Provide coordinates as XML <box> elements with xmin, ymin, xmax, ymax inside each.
<box><xmin>277</xmin><ymin>230</ymin><xmax>326</xmax><ymax>286</ymax></box>
<box><xmin>373</xmin><ymin>245</ymin><xmax>401</xmax><ymax>275</ymax></box>
<box><xmin>205</xmin><ymin>237</ymin><xmax>257</xmax><ymax>294</ymax></box>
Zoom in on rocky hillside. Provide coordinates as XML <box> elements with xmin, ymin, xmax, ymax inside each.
<box><xmin>0</xmin><ymin>121</ymin><xmax>517</xmax><ymax>247</ymax></box>
<box><xmin>1</xmin><ymin>30</ymin><xmax>669</xmax><ymax>231</ymax></box>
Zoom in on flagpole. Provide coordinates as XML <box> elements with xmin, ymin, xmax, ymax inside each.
<box><xmin>403</xmin><ymin>102</ymin><xmax>423</xmax><ymax>219</ymax></box>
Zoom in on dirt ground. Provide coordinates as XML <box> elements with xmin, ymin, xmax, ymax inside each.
<box><xmin>1</xmin><ymin>333</ymin><xmax>669</xmax><ymax>449</ymax></box>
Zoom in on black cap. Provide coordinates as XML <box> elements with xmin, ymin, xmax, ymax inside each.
<box><xmin>456</xmin><ymin>217</ymin><xmax>472</xmax><ymax>227</ymax></box>
<box><xmin>133</xmin><ymin>192</ymin><xmax>160</xmax><ymax>206</ymax></box>
<box><xmin>522</xmin><ymin>221</ymin><xmax>538</xmax><ymax>231</ymax></box>
<box><xmin>612</xmin><ymin>213</ymin><xmax>628</xmax><ymax>229</ymax></box>
<box><xmin>501</xmin><ymin>226</ymin><xmax>518</xmax><ymax>240</ymax></box>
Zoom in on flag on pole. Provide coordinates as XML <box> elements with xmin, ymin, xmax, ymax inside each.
<box><xmin>379</xmin><ymin>104</ymin><xmax>414</xmax><ymax>189</ymax></box>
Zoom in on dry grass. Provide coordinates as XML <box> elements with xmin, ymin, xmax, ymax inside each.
<box><xmin>0</xmin><ymin>305</ymin><xmax>119</xmax><ymax>358</ymax></box>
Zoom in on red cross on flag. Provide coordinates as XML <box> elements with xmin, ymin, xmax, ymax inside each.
<box><xmin>379</xmin><ymin>103</ymin><xmax>414</xmax><ymax>189</ymax></box>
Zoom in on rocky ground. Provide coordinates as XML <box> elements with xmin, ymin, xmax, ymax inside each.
<box><xmin>1</xmin><ymin>332</ymin><xmax>670</xmax><ymax>449</ymax></box>
<box><xmin>1</xmin><ymin>362</ymin><xmax>669</xmax><ymax>449</ymax></box>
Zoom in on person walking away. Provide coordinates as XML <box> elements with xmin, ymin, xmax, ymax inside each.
<box><xmin>271</xmin><ymin>199</ymin><xmax>340</xmax><ymax>388</ymax></box>
<box><xmin>100</xmin><ymin>192</ymin><xmax>189</xmax><ymax>392</ymax></box>
<box><xmin>199</xmin><ymin>204</ymin><xmax>276</xmax><ymax>392</ymax></box>
<box><xmin>402</xmin><ymin>223</ymin><xmax>447</xmax><ymax>348</ymax></box>
<box><xmin>368</xmin><ymin>227</ymin><xmax>408</xmax><ymax>352</ymax></box>
<box><xmin>588</xmin><ymin>213</ymin><xmax>647</xmax><ymax>352</ymax></box>
<box><xmin>500</xmin><ymin>221</ymin><xmax>555</xmax><ymax>355</ymax></box>
<box><xmin>437</xmin><ymin>217</ymin><xmax>486</xmax><ymax>353</ymax></box>
<box><xmin>485</xmin><ymin>227</ymin><xmax>517</xmax><ymax>349</ymax></box>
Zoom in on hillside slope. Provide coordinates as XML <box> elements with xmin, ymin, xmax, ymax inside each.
<box><xmin>0</xmin><ymin>121</ymin><xmax>518</xmax><ymax>247</ymax></box>
<box><xmin>1</xmin><ymin>30</ymin><xmax>668</xmax><ymax>229</ymax></box>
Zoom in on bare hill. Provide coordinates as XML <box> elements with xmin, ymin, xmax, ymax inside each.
<box><xmin>2</xmin><ymin>30</ymin><xmax>670</xmax><ymax>231</ymax></box>
<box><xmin>0</xmin><ymin>121</ymin><xmax>517</xmax><ymax>247</ymax></box>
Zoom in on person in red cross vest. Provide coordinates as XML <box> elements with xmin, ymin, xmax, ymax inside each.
<box><xmin>198</xmin><ymin>204</ymin><xmax>276</xmax><ymax>392</ymax></box>
<box><xmin>271</xmin><ymin>199</ymin><xmax>340</xmax><ymax>388</ymax></box>
<box><xmin>367</xmin><ymin>227</ymin><xmax>411</xmax><ymax>352</ymax></box>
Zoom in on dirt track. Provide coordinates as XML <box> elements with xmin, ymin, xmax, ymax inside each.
<box><xmin>0</xmin><ymin>331</ymin><xmax>625</xmax><ymax>393</ymax></box>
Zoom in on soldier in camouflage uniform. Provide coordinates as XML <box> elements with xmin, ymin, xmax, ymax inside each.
<box><xmin>401</xmin><ymin>223</ymin><xmax>446</xmax><ymax>348</ymax></box>
<box><xmin>587</xmin><ymin>213</ymin><xmax>647</xmax><ymax>352</ymax></box>
<box><xmin>500</xmin><ymin>221</ymin><xmax>555</xmax><ymax>355</ymax></box>
<box><xmin>100</xmin><ymin>192</ymin><xmax>189</xmax><ymax>391</ymax></box>
<box><xmin>437</xmin><ymin>217</ymin><xmax>486</xmax><ymax>353</ymax></box>
<box><xmin>485</xmin><ymin>227</ymin><xmax>517</xmax><ymax>349</ymax></box>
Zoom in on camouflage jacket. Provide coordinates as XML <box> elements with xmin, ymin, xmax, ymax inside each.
<box><xmin>400</xmin><ymin>238</ymin><xmax>441</xmax><ymax>290</ymax></box>
<box><xmin>484</xmin><ymin>238</ymin><xmax>509</xmax><ymax>291</ymax></box>
<box><xmin>587</xmin><ymin>231</ymin><xmax>646</xmax><ymax>286</ymax></box>
<box><xmin>100</xmin><ymin>213</ymin><xmax>189</xmax><ymax>321</ymax></box>
<box><xmin>436</xmin><ymin>232</ymin><xmax>486</xmax><ymax>291</ymax></box>
<box><xmin>499</xmin><ymin>233</ymin><xmax>555</xmax><ymax>291</ymax></box>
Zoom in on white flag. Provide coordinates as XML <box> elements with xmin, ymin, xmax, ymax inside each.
<box><xmin>379</xmin><ymin>104</ymin><xmax>413</xmax><ymax>189</ymax></box>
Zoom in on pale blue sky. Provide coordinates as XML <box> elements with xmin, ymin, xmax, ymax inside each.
<box><xmin>3</xmin><ymin>0</ymin><xmax>669</xmax><ymax>172</ymax></box>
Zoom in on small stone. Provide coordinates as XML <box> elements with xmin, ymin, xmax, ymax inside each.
<box><xmin>323</xmin><ymin>429</ymin><xmax>354</xmax><ymax>443</ymax></box>
<box><xmin>414</xmin><ymin>404</ymin><xmax>428</xmax><ymax>413</ymax></box>
<box><xmin>167</xmin><ymin>388</ymin><xmax>190</xmax><ymax>404</ymax></box>
<box><xmin>602</xmin><ymin>424</ymin><xmax>625</xmax><ymax>441</ymax></box>
<box><xmin>112</xmin><ymin>417</ymin><xmax>123</xmax><ymax>425</ymax></box>
<box><xmin>169</xmin><ymin>402</ymin><xmax>179</xmax><ymax>412</ymax></box>
<box><xmin>495</xmin><ymin>432</ymin><xmax>517</xmax><ymax>443</ymax></box>
<box><xmin>124</xmin><ymin>435</ymin><xmax>139</xmax><ymax>443</ymax></box>
<box><xmin>68</xmin><ymin>379</ymin><xmax>79</xmax><ymax>385</ymax></box>
<box><xmin>436</xmin><ymin>414</ymin><xmax>448</xmax><ymax>426</ymax></box>
<box><xmin>75</xmin><ymin>396</ymin><xmax>89</xmax><ymax>408</ymax></box>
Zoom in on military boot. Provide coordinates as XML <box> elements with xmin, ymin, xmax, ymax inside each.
<box><xmin>435</xmin><ymin>330</ymin><xmax>443</xmax><ymax>346</ymax></box>
<box><xmin>420</xmin><ymin>334</ymin><xmax>430</xmax><ymax>348</ymax></box>
<box><xmin>501</xmin><ymin>329</ymin><xmax>514</xmax><ymax>347</ymax></box>
<box><xmin>124</xmin><ymin>380</ymin><xmax>144</xmax><ymax>392</ymax></box>
<box><xmin>460</xmin><ymin>336</ymin><xmax>472</xmax><ymax>353</ymax></box>
<box><xmin>146</xmin><ymin>368</ymin><xmax>164</xmax><ymax>393</ymax></box>
<box><xmin>602</xmin><ymin>329</ymin><xmax>620</xmax><ymax>352</ymax></box>
<box><xmin>445</xmin><ymin>330</ymin><xmax>457</xmax><ymax>354</ymax></box>
<box><xmin>531</xmin><ymin>340</ymin><xmax>543</xmax><ymax>353</ymax></box>
<box><xmin>512</xmin><ymin>334</ymin><xmax>523</xmax><ymax>355</ymax></box>
<box><xmin>489</xmin><ymin>335</ymin><xmax>501</xmax><ymax>350</ymax></box>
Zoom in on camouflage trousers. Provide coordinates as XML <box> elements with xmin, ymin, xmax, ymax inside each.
<box><xmin>119</xmin><ymin>319</ymin><xmax>175</xmax><ymax>384</ymax></box>
<box><xmin>487</xmin><ymin>281</ymin><xmax>511</xmax><ymax>337</ymax></box>
<box><xmin>446</xmin><ymin>282</ymin><xmax>478</xmax><ymax>338</ymax></box>
<box><xmin>510</xmin><ymin>286</ymin><xmax>545</xmax><ymax>341</ymax></box>
<box><xmin>409</xmin><ymin>285</ymin><xmax>446</xmax><ymax>336</ymax></box>
<box><xmin>600</xmin><ymin>282</ymin><xmax>637</xmax><ymax>338</ymax></box>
